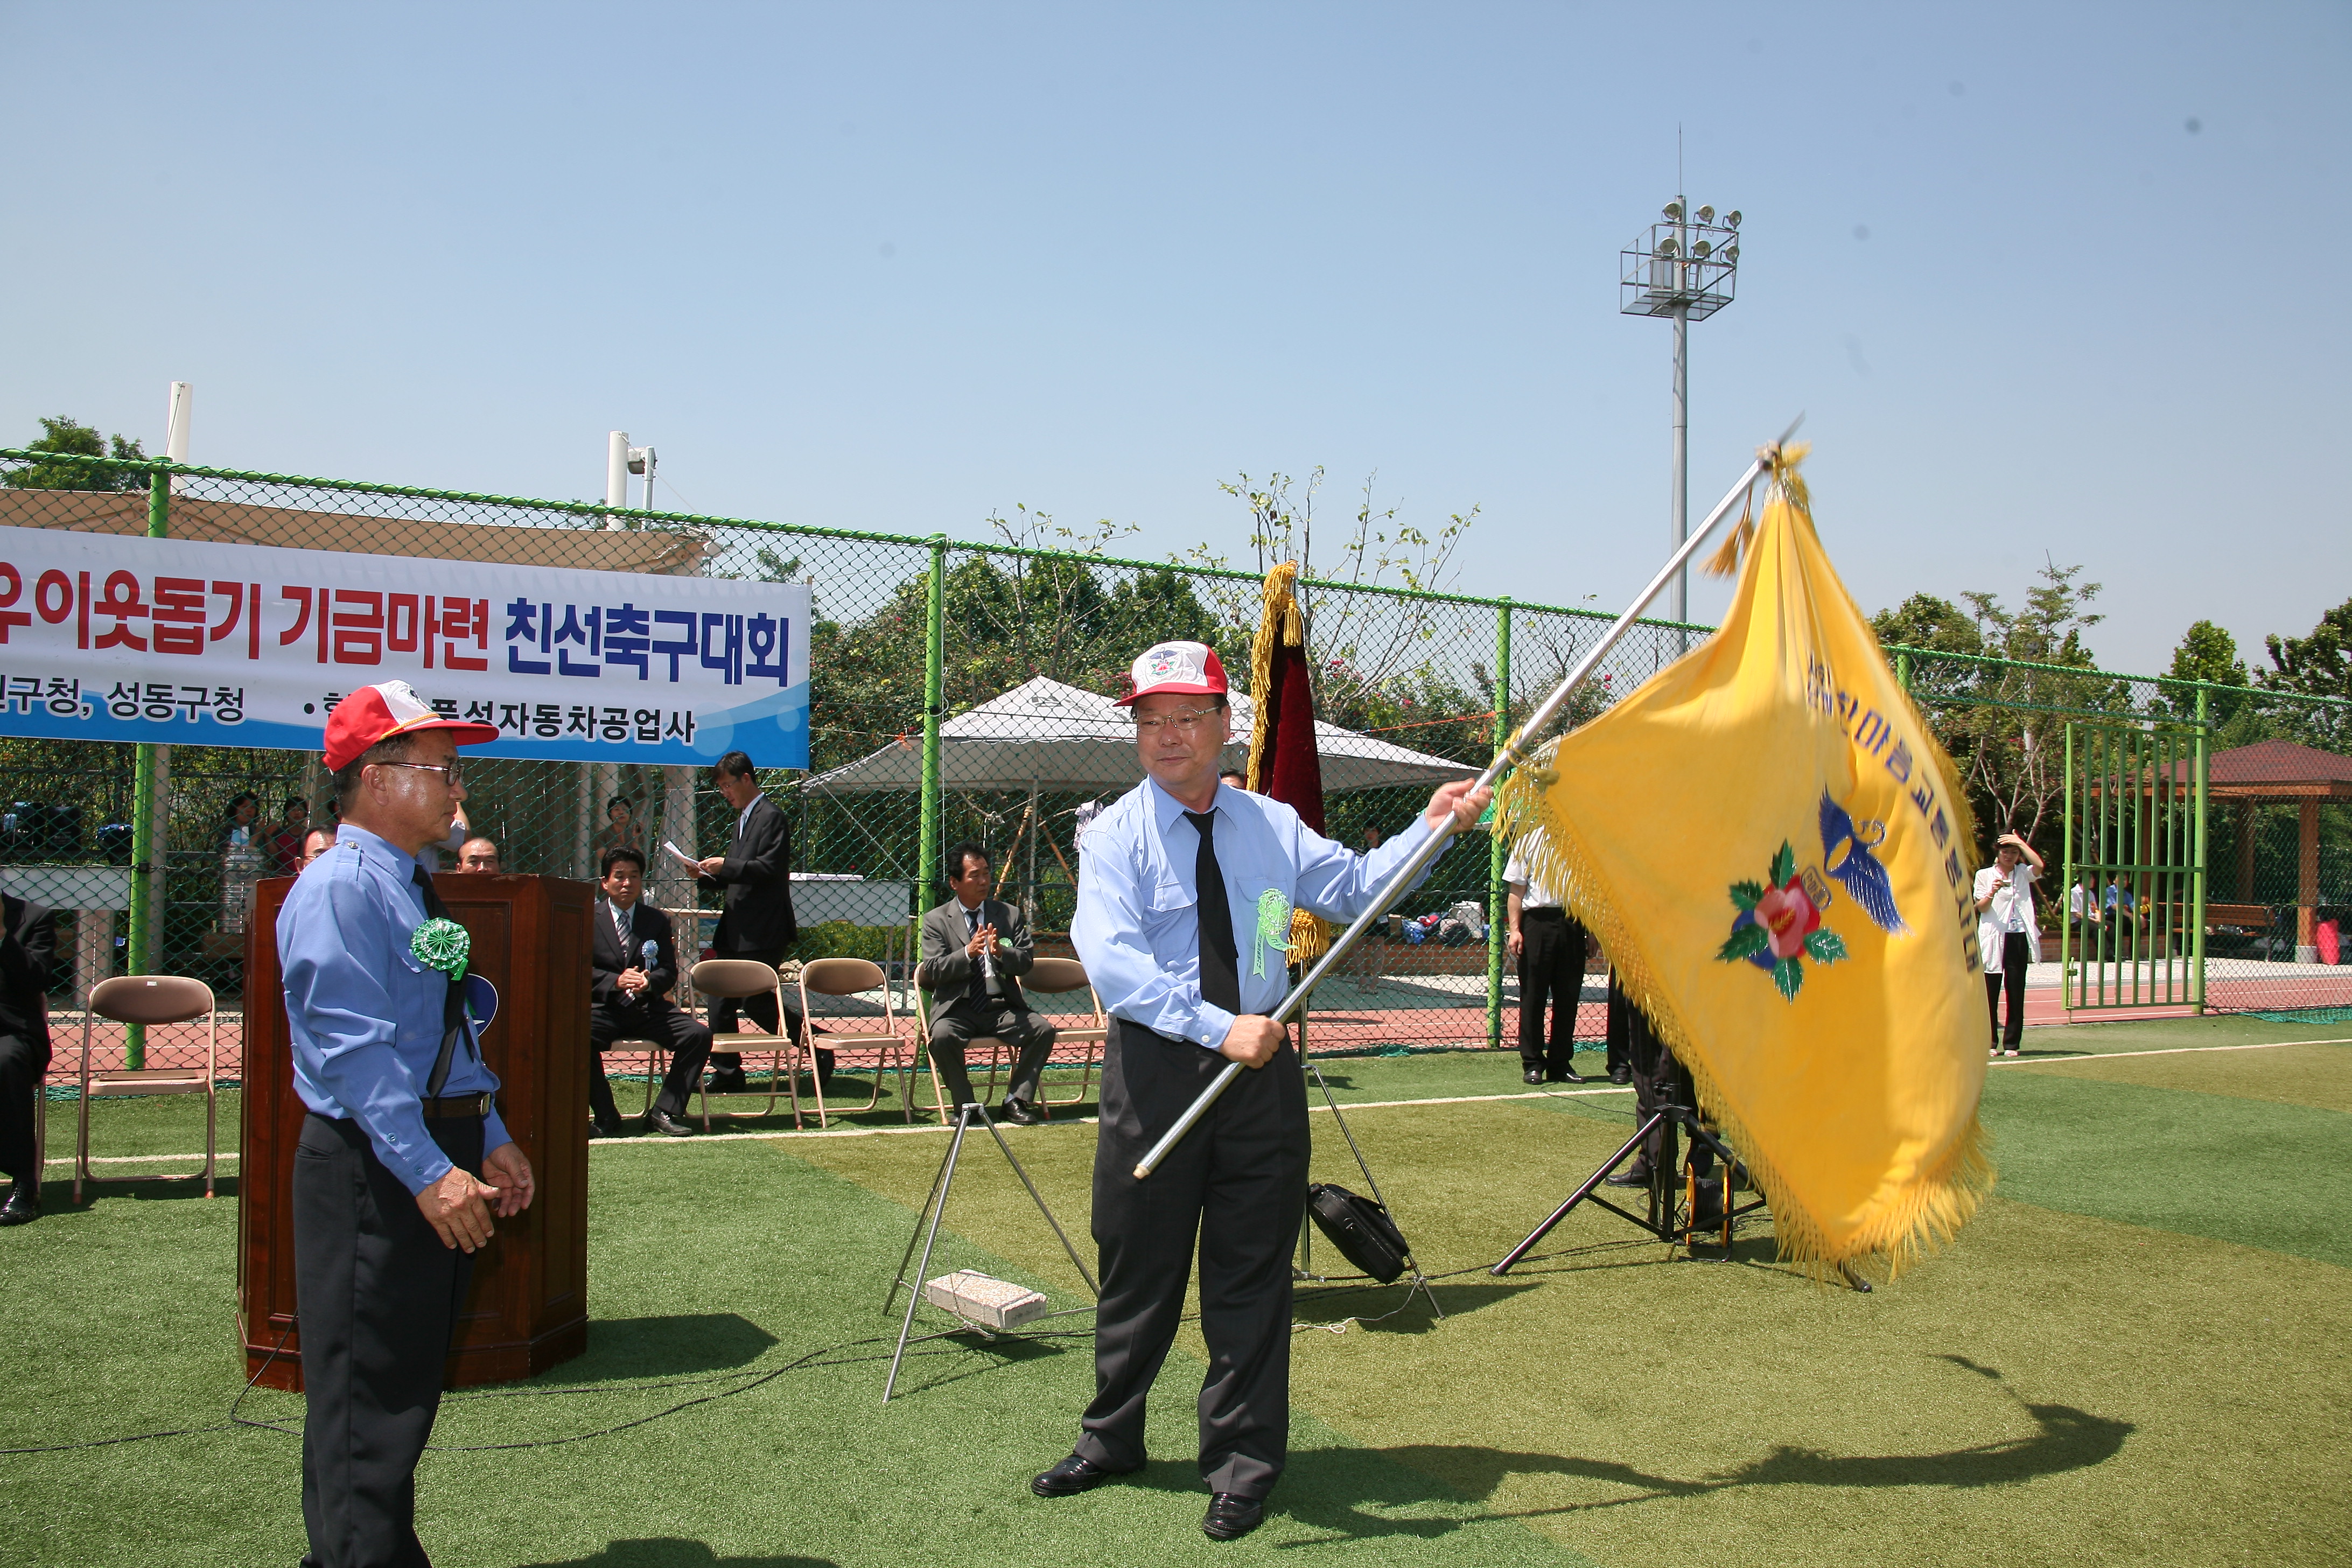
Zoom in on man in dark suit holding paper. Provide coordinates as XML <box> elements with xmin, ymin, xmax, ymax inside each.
<box><xmin>589</xmin><ymin>846</ymin><xmax>710</xmax><ymax>1139</ymax></box>
<box><xmin>689</xmin><ymin>750</ymin><xmax>814</xmax><ymax>1092</ymax></box>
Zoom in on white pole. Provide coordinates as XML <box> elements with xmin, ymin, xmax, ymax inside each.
<box><xmin>1131</xmin><ymin>432</ymin><xmax>1793</xmax><ymax>1180</ymax></box>
<box><xmin>640</xmin><ymin>447</ymin><xmax>658</xmax><ymax>511</ymax></box>
<box><xmin>605</xmin><ymin>431</ymin><xmax>631</xmax><ymax>527</ymax></box>
<box><xmin>165</xmin><ymin>381</ymin><xmax>193</xmax><ymax>496</ymax></box>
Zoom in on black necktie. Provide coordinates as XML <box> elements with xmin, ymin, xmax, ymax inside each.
<box><xmin>1184</xmin><ymin>810</ymin><xmax>1240</xmax><ymax>1013</ymax></box>
<box><xmin>413</xmin><ymin>864</ymin><xmax>476</xmax><ymax>1093</ymax></box>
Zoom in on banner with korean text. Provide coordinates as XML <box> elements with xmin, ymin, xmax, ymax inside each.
<box><xmin>0</xmin><ymin>525</ymin><xmax>812</xmax><ymax>767</ymax></box>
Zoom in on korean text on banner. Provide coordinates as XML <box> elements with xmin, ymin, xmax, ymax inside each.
<box><xmin>0</xmin><ymin>526</ymin><xmax>812</xmax><ymax>768</ymax></box>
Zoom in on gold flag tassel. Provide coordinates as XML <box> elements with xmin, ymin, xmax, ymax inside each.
<box><xmin>1247</xmin><ymin>561</ymin><xmax>1303</xmax><ymax>793</ymax></box>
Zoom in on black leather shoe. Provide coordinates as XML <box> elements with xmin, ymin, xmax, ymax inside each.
<box><xmin>1031</xmin><ymin>1453</ymin><xmax>1132</xmax><ymax>1497</ymax></box>
<box><xmin>705</xmin><ymin>1068</ymin><xmax>750</xmax><ymax>1095</ymax></box>
<box><xmin>592</xmin><ymin>1116</ymin><xmax>628</xmax><ymax>1140</ymax></box>
<box><xmin>998</xmin><ymin>1098</ymin><xmax>1045</xmax><ymax>1126</ymax></box>
<box><xmin>644</xmin><ymin>1108</ymin><xmax>693</xmax><ymax>1138</ymax></box>
<box><xmin>0</xmin><ymin>1185</ymin><xmax>39</xmax><ymax>1226</ymax></box>
<box><xmin>1548</xmin><ymin>1067</ymin><xmax>1587</xmax><ymax>1084</ymax></box>
<box><xmin>1202</xmin><ymin>1493</ymin><xmax>1264</xmax><ymax>1541</ymax></box>
<box><xmin>1521</xmin><ymin>1068</ymin><xmax>1544</xmax><ymax>1086</ymax></box>
<box><xmin>1610</xmin><ymin>1066</ymin><xmax>1632</xmax><ymax>1086</ymax></box>
<box><xmin>1602</xmin><ymin>1164</ymin><xmax>1651</xmax><ymax>1188</ymax></box>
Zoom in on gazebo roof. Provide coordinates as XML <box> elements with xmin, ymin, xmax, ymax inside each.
<box><xmin>2167</xmin><ymin>739</ymin><xmax>2352</xmax><ymax>802</ymax></box>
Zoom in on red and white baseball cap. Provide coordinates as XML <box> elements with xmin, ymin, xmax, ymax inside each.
<box><xmin>1117</xmin><ymin>640</ymin><xmax>1228</xmax><ymax>706</ymax></box>
<box><xmin>324</xmin><ymin>680</ymin><xmax>501</xmax><ymax>770</ymax></box>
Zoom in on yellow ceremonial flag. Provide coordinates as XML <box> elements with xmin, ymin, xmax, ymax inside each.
<box><xmin>1500</xmin><ymin>446</ymin><xmax>1990</xmax><ymax>1273</ymax></box>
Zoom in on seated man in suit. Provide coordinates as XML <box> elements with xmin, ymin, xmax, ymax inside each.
<box><xmin>917</xmin><ymin>842</ymin><xmax>1055</xmax><ymax>1126</ymax></box>
<box><xmin>0</xmin><ymin>892</ymin><xmax>55</xmax><ymax>1225</ymax></box>
<box><xmin>589</xmin><ymin>846</ymin><xmax>712</xmax><ymax>1139</ymax></box>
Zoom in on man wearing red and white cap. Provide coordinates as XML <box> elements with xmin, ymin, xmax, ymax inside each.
<box><xmin>277</xmin><ymin>680</ymin><xmax>533</xmax><ymax>1568</ymax></box>
<box><xmin>1033</xmin><ymin>641</ymin><xmax>1488</xmax><ymax>1539</ymax></box>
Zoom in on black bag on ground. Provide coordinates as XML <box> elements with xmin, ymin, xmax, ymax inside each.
<box><xmin>1306</xmin><ymin>1182</ymin><xmax>1411</xmax><ymax>1283</ymax></box>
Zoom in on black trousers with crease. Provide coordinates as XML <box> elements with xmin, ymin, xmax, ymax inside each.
<box><xmin>292</xmin><ymin>1111</ymin><xmax>484</xmax><ymax>1568</ymax></box>
<box><xmin>927</xmin><ymin>1002</ymin><xmax>1055</xmax><ymax>1108</ymax></box>
<box><xmin>0</xmin><ymin>1032</ymin><xmax>48</xmax><ymax>1183</ymax></box>
<box><xmin>590</xmin><ymin>1000</ymin><xmax>712</xmax><ymax>1122</ymax></box>
<box><xmin>1078</xmin><ymin>1018</ymin><xmax>1307</xmax><ymax>1499</ymax></box>
<box><xmin>1515</xmin><ymin>909</ymin><xmax>1585</xmax><ymax>1072</ymax></box>
<box><xmin>1986</xmin><ymin>930</ymin><xmax>2031</xmax><ymax>1047</ymax></box>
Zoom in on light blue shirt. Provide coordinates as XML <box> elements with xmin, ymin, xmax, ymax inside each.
<box><xmin>277</xmin><ymin>822</ymin><xmax>510</xmax><ymax>1194</ymax></box>
<box><xmin>1073</xmin><ymin>776</ymin><xmax>1440</xmax><ymax>1051</ymax></box>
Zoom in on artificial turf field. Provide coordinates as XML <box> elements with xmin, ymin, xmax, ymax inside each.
<box><xmin>6</xmin><ymin>1015</ymin><xmax>2349</xmax><ymax>1567</ymax></box>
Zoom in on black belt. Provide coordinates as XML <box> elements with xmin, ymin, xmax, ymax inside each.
<box><xmin>1523</xmin><ymin>906</ymin><xmax>1570</xmax><ymax>920</ymax></box>
<box><xmin>421</xmin><ymin>1091</ymin><xmax>495</xmax><ymax>1120</ymax></box>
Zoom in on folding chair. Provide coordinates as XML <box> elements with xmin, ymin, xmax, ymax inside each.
<box><xmin>76</xmin><ymin>975</ymin><xmax>219</xmax><ymax>1204</ymax></box>
<box><xmin>794</xmin><ymin>957</ymin><xmax>911</xmax><ymax>1130</ymax></box>
<box><xmin>1019</xmin><ymin>956</ymin><xmax>1107</xmax><ymax>1112</ymax></box>
<box><xmin>686</xmin><ymin>958</ymin><xmax>789</xmax><ymax>1125</ymax></box>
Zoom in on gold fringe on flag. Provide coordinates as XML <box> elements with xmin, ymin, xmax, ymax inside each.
<box><xmin>1495</xmin><ymin>443</ymin><xmax>1991</xmax><ymax>1280</ymax></box>
<box><xmin>1246</xmin><ymin>561</ymin><xmax>1305</xmax><ymax>795</ymax></box>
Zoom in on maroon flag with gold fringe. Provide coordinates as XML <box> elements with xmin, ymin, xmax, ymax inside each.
<box><xmin>1246</xmin><ymin>561</ymin><xmax>1333</xmax><ymax>964</ymax></box>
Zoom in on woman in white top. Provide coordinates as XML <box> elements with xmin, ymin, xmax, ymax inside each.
<box><xmin>1975</xmin><ymin>831</ymin><xmax>2045</xmax><ymax>1056</ymax></box>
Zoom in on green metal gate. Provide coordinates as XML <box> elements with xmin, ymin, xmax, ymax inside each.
<box><xmin>2061</xmin><ymin>712</ymin><xmax>2208</xmax><ymax>1011</ymax></box>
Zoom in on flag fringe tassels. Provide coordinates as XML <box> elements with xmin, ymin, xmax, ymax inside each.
<box><xmin>1247</xmin><ymin>561</ymin><xmax>1333</xmax><ymax>968</ymax></box>
<box><xmin>1494</xmin><ymin>446</ymin><xmax>1993</xmax><ymax>1279</ymax></box>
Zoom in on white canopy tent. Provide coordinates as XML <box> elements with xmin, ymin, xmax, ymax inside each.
<box><xmin>802</xmin><ymin>676</ymin><xmax>1479</xmax><ymax>797</ymax></box>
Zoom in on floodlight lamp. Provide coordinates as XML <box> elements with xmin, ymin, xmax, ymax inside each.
<box><xmin>1663</xmin><ymin>201</ymin><xmax>1684</xmax><ymax>221</ymax></box>
<box><xmin>1724</xmin><ymin>243</ymin><xmax>1739</xmax><ymax>263</ymax></box>
<box><xmin>1696</xmin><ymin>205</ymin><xmax>1715</xmax><ymax>223</ymax></box>
<box><xmin>1693</xmin><ymin>240</ymin><xmax>1712</xmax><ymax>258</ymax></box>
<box><xmin>1658</xmin><ymin>238</ymin><xmax>1680</xmax><ymax>257</ymax></box>
<box><xmin>1726</xmin><ymin>210</ymin><xmax>1742</xmax><ymax>228</ymax></box>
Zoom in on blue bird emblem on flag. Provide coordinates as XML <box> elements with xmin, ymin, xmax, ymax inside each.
<box><xmin>1818</xmin><ymin>789</ymin><xmax>1908</xmax><ymax>936</ymax></box>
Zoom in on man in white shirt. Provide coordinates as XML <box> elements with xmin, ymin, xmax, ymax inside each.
<box><xmin>1974</xmin><ymin>832</ymin><xmax>2045</xmax><ymax>1056</ymax></box>
<box><xmin>1504</xmin><ymin>825</ymin><xmax>1587</xmax><ymax>1085</ymax></box>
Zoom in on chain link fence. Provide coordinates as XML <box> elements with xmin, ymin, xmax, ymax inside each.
<box><xmin>3</xmin><ymin>447</ymin><xmax>2347</xmax><ymax>1100</ymax></box>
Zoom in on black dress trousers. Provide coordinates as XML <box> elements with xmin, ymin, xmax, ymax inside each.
<box><xmin>1515</xmin><ymin>909</ymin><xmax>1585</xmax><ymax>1073</ymax></box>
<box><xmin>293</xmin><ymin>1111</ymin><xmax>485</xmax><ymax>1568</ymax></box>
<box><xmin>0</xmin><ymin>1031</ymin><xmax>48</xmax><ymax>1182</ymax></box>
<box><xmin>1623</xmin><ymin>1002</ymin><xmax>1711</xmax><ymax>1182</ymax></box>
<box><xmin>1079</xmin><ymin>1018</ymin><xmax>1308</xmax><ymax>1499</ymax></box>
<box><xmin>590</xmin><ymin>1001</ymin><xmax>712</xmax><ymax>1119</ymax></box>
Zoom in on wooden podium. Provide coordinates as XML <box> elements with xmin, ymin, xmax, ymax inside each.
<box><xmin>238</xmin><ymin>872</ymin><xmax>592</xmax><ymax>1390</ymax></box>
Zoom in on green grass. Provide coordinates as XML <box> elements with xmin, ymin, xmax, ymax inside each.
<box><xmin>8</xmin><ymin>1016</ymin><xmax>2351</xmax><ymax>1566</ymax></box>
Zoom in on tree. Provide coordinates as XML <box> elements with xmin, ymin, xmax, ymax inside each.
<box><xmin>2258</xmin><ymin>597</ymin><xmax>2352</xmax><ymax>749</ymax></box>
<box><xmin>2155</xmin><ymin>618</ymin><xmax>2251</xmax><ymax>729</ymax></box>
<box><xmin>4</xmin><ymin>416</ymin><xmax>148</xmax><ymax>492</ymax></box>
<box><xmin>1885</xmin><ymin>560</ymin><xmax>2118</xmax><ymax>858</ymax></box>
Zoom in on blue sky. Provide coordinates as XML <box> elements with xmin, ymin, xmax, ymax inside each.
<box><xmin>5</xmin><ymin>1</ymin><xmax>2345</xmax><ymax>677</ymax></box>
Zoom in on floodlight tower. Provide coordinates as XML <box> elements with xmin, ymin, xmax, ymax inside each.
<box><xmin>1621</xmin><ymin>199</ymin><xmax>1740</xmax><ymax>627</ymax></box>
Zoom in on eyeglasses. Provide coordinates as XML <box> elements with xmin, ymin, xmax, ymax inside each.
<box><xmin>375</xmin><ymin>760</ymin><xmax>464</xmax><ymax>788</ymax></box>
<box><xmin>1132</xmin><ymin>707</ymin><xmax>1220</xmax><ymax>734</ymax></box>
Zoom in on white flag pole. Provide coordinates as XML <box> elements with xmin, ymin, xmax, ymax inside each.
<box><xmin>1130</xmin><ymin>424</ymin><xmax>1800</xmax><ymax>1181</ymax></box>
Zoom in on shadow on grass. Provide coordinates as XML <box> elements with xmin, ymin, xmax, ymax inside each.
<box><xmin>1369</xmin><ymin>1361</ymin><xmax>2131</xmax><ymax>1526</ymax></box>
<box><xmin>564</xmin><ymin>1314</ymin><xmax>781</xmax><ymax>1379</ymax></box>
<box><xmin>45</xmin><ymin>1174</ymin><xmax>241</xmax><ymax>1204</ymax></box>
<box><xmin>517</xmin><ymin>1541</ymin><xmax>836</xmax><ymax>1567</ymax></box>
<box><xmin>1293</xmin><ymin>1278</ymin><xmax>1539</xmax><ymax>1333</ymax></box>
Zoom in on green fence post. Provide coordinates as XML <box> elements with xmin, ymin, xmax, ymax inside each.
<box><xmin>2061</xmin><ymin>722</ymin><xmax>2075</xmax><ymax>1010</ymax></box>
<box><xmin>2192</xmin><ymin>688</ymin><xmax>2209</xmax><ymax>1012</ymax></box>
<box><xmin>124</xmin><ymin>464</ymin><xmax>173</xmax><ymax>1067</ymax></box>
<box><xmin>1894</xmin><ymin>651</ymin><xmax>1911</xmax><ymax>692</ymax></box>
<box><xmin>1486</xmin><ymin>600</ymin><xmax>1512</xmax><ymax>1052</ymax></box>
<box><xmin>916</xmin><ymin>535</ymin><xmax>947</xmax><ymax>913</ymax></box>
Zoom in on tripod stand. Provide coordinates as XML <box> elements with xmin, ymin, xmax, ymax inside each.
<box><xmin>1489</xmin><ymin>1098</ymin><xmax>1765</xmax><ymax>1274</ymax></box>
<box><xmin>880</xmin><ymin>1102</ymin><xmax>1097</xmax><ymax>1402</ymax></box>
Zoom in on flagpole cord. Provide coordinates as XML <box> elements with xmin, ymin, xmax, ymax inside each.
<box><xmin>1132</xmin><ymin>427</ymin><xmax>1798</xmax><ymax>1181</ymax></box>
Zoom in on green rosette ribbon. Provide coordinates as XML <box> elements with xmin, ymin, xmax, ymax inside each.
<box><xmin>410</xmin><ymin>916</ymin><xmax>471</xmax><ymax>984</ymax></box>
<box><xmin>1252</xmin><ymin>888</ymin><xmax>1290</xmax><ymax>979</ymax></box>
